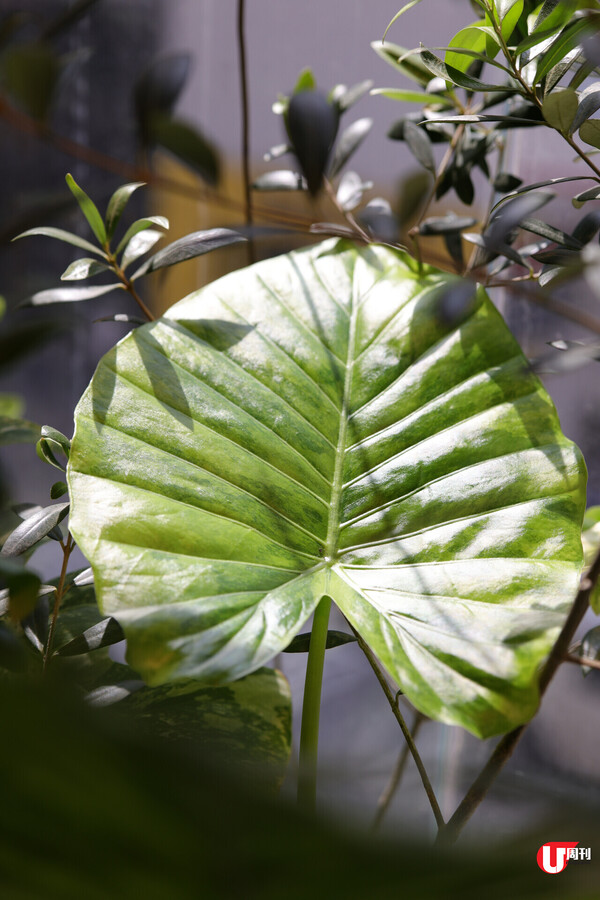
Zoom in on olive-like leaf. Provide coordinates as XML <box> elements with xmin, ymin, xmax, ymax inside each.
<box><xmin>329</xmin><ymin>118</ymin><xmax>372</xmax><ymax>177</ymax></box>
<box><xmin>65</xmin><ymin>174</ymin><xmax>107</xmax><ymax>245</ymax></box>
<box><xmin>542</xmin><ymin>88</ymin><xmax>578</xmax><ymax>133</ymax></box>
<box><xmin>287</xmin><ymin>91</ymin><xmax>339</xmax><ymax>194</ymax></box>
<box><xmin>535</xmin><ymin>18</ymin><xmax>598</xmax><ymax>84</ymax></box>
<box><xmin>403</xmin><ymin>120</ymin><xmax>435</xmax><ymax>173</ymax></box>
<box><xmin>68</xmin><ymin>240</ymin><xmax>586</xmax><ymax>738</ymax></box>
<box><xmin>50</xmin><ymin>481</ymin><xmax>68</xmax><ymax>499</ymax></box>
<box><xmin>105</xmin><ymin>182</ymin><xmax>145</xmax><ymax>239</ymax></box>
<box><xmin>1</xmin><ymin>503</ymin><xmax>69</xmax><ymax>558</ymax></box>
<box><xmin>61</xmin><ymin>258</ymin><xmax>112</xmax><ymax>281</ymax></box>
<box><xmin>570</xmin><ymin>81</ymin><xmax>600</xmax><ymax>135</ymax></box>
<box><xmin>252</xmin><ymin>171</ymin><xmax>307</xmax><ymax>192</ymax></box>
<box><xmin>23</xmin><ymin>284</ymin><xmax>123</xmax><ymax>307</ymax></box>
<box><xmin>121</xmin><ymin>230</ymin><xmax>164</xmax><ymax>271</ymax></box>
<box><xmin>55</xmin><ymin>616</ymin><xmax>124</xmax><ymax>657</ymax></box>
<box><xmin>132</xmin><ymin>229</ymin><xmax>246</xmax><ymax>279</ymax></box>
<box><xmin>334</xmin><ymin>80</ymin><xmax>374</xmax><ymax>112</ymax></box>
<box><xmin>12</xmin><ymin>227</ymin><xmax>106</xmax><ymax>258</ymax></box>
<box><xmin>371</xmin><ymin>88</ymin><xmax>453</xmax><ymax>105</ymax></box>
<box><xmin>116</xmin><ymin>216</ymin><xmax>169</xmax><ymax>256</ymax></box>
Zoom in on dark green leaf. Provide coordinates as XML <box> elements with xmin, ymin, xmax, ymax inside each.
<box><xmin>55</xmin><ymin>616</ymin><xmax>124</xmax><ymax>657</ymax></box>
<box><xmin>65</xmin><ymin>174</ymin><xmax>107</xmax><ymax>245</ymax></box>
<box><xmin>68</xmin><ymin>240</ymin><xmax>586</xmax><ymax>738</ymax></box>
<box><xmin>252</xmin><ymin>171</ymin><xmax>307</xmax><ymax>191</ymax></box>
<box><xmin>12</xmin><ymin>227</ymin><xmax>106</xmax><ymax>258</ymax></box>
<box><xmin>542</xmin><ymin>88</ymin><xmax>578</xmax><ymax>132</ymax></box>
<box><xmin>105</xmin><ymin>182</ymin><xmax>145</xmax><ymax>240</ymax></box>
<box><xmin>491</xmin><ymin>176</ymin><xmax>595</xmax><ymax>212</ymax></box>
<box><xmin>570</xmin><ymin>81</ymin><xmax>600</xmax><ymax>134</ymax></box>
<box><xmin>452</xmin><ymin>167</ymin><xmax>475</xmax><ymax>205</ymax></box>
<box><xmin>403</xmin><ymin>119</ymin><xmax>435</xmax><ymax>172</ymax></box>
<box><xmin>1</xmin><ymin>503</ymin><xmax>69</xmax><ymax>558</ymax></box>
<box><xmin>135</xmin><ymin>53</ymin><xmax>191</xmax><ymax>128</ymax></box>
<box><xmin>494</xmin><ymin>173</ymin><xmax>523</xmax><ymax>192</ymax></box>
<box><xmin>419</xmin><ymin>47</ymin><xmax>521</xmax><ymax>92</ymax></box>
<box><xmin>519</xmin><ymin>217</ymin><xmax>584</xmax><ymax>248</ymax></box>
<box><xmin>115</xmin><ymin>216</ymin><xmax>169</xmax><ymax>256</ymax></box>
<box><xmin>61</xmin><ymin>258</ymin><xmax>112</xmax><ymax>281</ymax></box>
<box><xmin>530</xmin><ymin>248</ymin><xmax>580</xmax><ymax>265</ymax></box>
<box><xmin>572</xmin><ymin>210</ymin><xmax>600</xmax><ymax>244</ymax></box>
<box><xmin>283</xmin><ymin>630</ymin><xmax>357</xmax><ymax>652</ymax></box>
<box><xmin>418</xmin><ymin>215</ymin><xmax>477</xmax><ymax>235</ymax></box>
<box><xmin>329</xmin><ymin>118</ymin><xmax>372</xmax><ymax>177</ymax></box>
<box><xmin>132</xmin><ymin>229</ymin><xmax>246</xmax><ymax>279</ymax></box>
<box><xmin>0</xmin><ymin>417</ymin><xmax>40</xmax><ymax>446</ymax></box>
<box><xmin>535</xmin><ymin>18</ymin><xmax>598</xmax><ymax>84</ymax></box>
<box><xmin>0</xmin><ymin>43</ymin><xmax>61</xmax><ymax>120</ymax></box>
<box><xmin>50</xmin><ymin>481</ymin><xmax>68</xmax><ymax>499</ymax></box>
<box><xmin>573</xmin><ymin>184</ymin><xmax>600</xmax><ymax>206</ymax></box>
<box><xmin>287</xmin><ymin>91</ymin><xmax>339</xmax><ymax>194</ymax></box>
<box><xmin>486</xmin><ymin>191</ymin><xmax>554</xmax><ymax>248</ymax></box>
<box><xmin>149</xmin><ymin>116</ymin><xmax>219</xmax><ymax>185</ymax></box>
<box><xmin>23</xmin><ymin>284</ymin><xmax>124</xmax><ymax>307</ymax></box>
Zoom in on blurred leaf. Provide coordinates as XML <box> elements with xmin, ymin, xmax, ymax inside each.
<box><xmin>383</xmin><ymin>0</ymin><xmax>424</xmax><ymax>40</ymax></box>
<box><xmin>491</xmin><ymin>176</ymin><xmax>594</xmax><ymax>212</ymax></box>
<box><xmin>403</xmin><ymin>119</ymin><xmax>435</xmax><ymax>172</ymax></box>
<box><xmin>61</xmin><ymin>258</ymin><xmax>112</xmax><ymax>281</ymax></box>
<box><xmin>580</xmin><ymin>118</ymin><xmax>600</xmax><ymax>149</ymax></box>
<box><xmin>542</xmin><ymin>88</ymin><xmax>578</xmax><ymax>132</ymax></box>
<box><xmin>570</xmin><ymin>81</ymin><xmax>600</xmax><ymax>134</ymax></box>
<box><xmin>87</xmin><ymin>680</ymin><xmax>146</xmax><ymax>707</ymax></box>
<box><xmin>452</xmin><ymin>167</ymin><xmax>475</xmax><ymax>206</ymax></box>
<box><xmin>571</xmin><ymin>210</ymin><xmax>600</xmax><ymax>244</ymax></box>
<box><xmin>334</xmin><ymin>80</ymin><xmax>374</xmax><ymax>112</ymax></box>
<box><xmin>23</xmin><ymin>284</ymin><xmax>123</xmax><ymax>307</ymax></box>
<box><xmin>293</xmin><ymin>68</ymin><xmax>316</xmax><ymax>93</ymax></box>
<box><xmin>122</xmin><ymin>230</ymin><xmax>163</xmax><ymax>270</ymax></box>
<box><xmin>329</xmin><ymin>117</ymin><xmax>372</xmax><ymax>177</ymax></box>
<box><xmin>336</xmin><ymin>172</ymin><xmax>373</xmax><ymax>211</ymax></box>
<box><xmin>0</xmin><ymin>503</ymin><xmax>69</xmax><ymax>557</ymax></box>
<box><xmin>41</xmin><ymin>0</ymin><xmax>100</xmax><ymax>39</ymax></box>
<box><xmin>94</xmin><ymin>314</ymin><xmax>146</xmax><ymax>326</ymax></box>
<box><xmin>582</xmin><ymin>506</ymin><xmax>600</xmax><ymax>613</ymax></box>
<box><xmin>371</xmin><ymin>40</ymin><xmax>432</xmax><ymax>86</ymax></box>
<box><xmin>530</xmin><ymin>247</ymin><xmax>580</xmax><ymax>265</ymax></box>
<box><xmin>50</xmin><ymin>481</ymin><xmax>68</xmax><ymax>499</ymax></box>
<box><xmin>580</xmin><ymin>625</ymin><xmax>600</xmax><ymax>674</ymax></box>
<box><xmin>310</xmin><ymin>223</ymin><xmax>361</xmax><ymax>239</ymax></box>
<box><xmin>135</xmin><ymin>53</ymin><xmax>192</xmax><ymax>136</ymax></box>
<box><xmin>252</xmin><ymin>171</ymin><xmax>307</xmax><ymax>191</ymax></box>
<box><xmin>358</xmin><ymin>198</ymin><xmax>399</xmax><ymax>243</ymax></box>
<box><xmin>494</xmin><ymin>172</ymin><xmax>523</xmax><ymax>192</ymax></box>
<box><xmin>132</xmin><ymin>229</ymin><xmax>246</xmax><ymax>278</ymax></box>
<box><xmin>263</xmin><ymin>143</ymin><xmax>291</xmax><ymax>162</ymax></box>
<box><xmin>284</xmin><ymin>631</ymin><xmax>357</xmax><ymax>652</ymax></box>
<box><xmin>0</xmin><ymin>558</ymin><xmax>41</xmax><ymax>624</ymax></box>
<box><xmin>519</xmin><ymin>217</ymin><xmax>583</xmax><ymax>248</ymax></box>
<box><xmin>419</xmin><ymin>215</ymin><xmax>477</xmax><ymax>235</ymax></box>
<box><xmin>74</xmin><ymin>568</ymin><xmax>94</xmax><ymax>587</ymax></box>
<box><xmin>573</xmin><ymin>185</ymin><xmax>600</xmax><ymax>206</ymax></box>
<box><xmin>105</xmin><ymin>182</ymin><xmax>145</xmax><ymax>240</ymax></box>
<box><xmin>0</xmin><ymin>622</ymin><xmax>28</xmax><ymax>672</ymax></box>
<box><xmin>65</xmin><ymin>174</ymin><xmax>107</xmax><ymax>245</ymax></box>
<box><xmin>116</xmin><ymin>216</ymin><xmax>169</xmax><ymax>256</ymax></box>
<box><xmin>55</xmin><ymin>615</ymin><xmax>124</xmax><ymax>657</ymax></box>
<box><xmin>485</xmin><ymin>191</ymin><xmax>554</xmax><ymax>248</ymax></box>
<box><xmin>0</xmin><ymin>393</ymin><xmax>21</xmax><ymax>417</ymax></box>
<box><xmin>0</xmin><ymin>42</ymin><xmax>61</xmax><ymax>120</ymax></box>
<box><xmin>149</xmin><ymin>116</ymin><xmax>219</xmax><ymax>185</ymax></box>
<box><xmin>12</xmin><ymin>227</ymin><xmax>106</xmax><ymax>258</ymax></box>
<box><xmin>287</xmin><ymin>91</ymin><xmax>339</xmax><ymax>194</ymax></box>
<box><xmin>0</xmin><ymin>417</ymin><xmax>40</xmax><ymax>446</ymax></box>
<box><xmin>372</xmin><ymin>87</ymin><xmax>453</xmax><ymax>104</ymax></box>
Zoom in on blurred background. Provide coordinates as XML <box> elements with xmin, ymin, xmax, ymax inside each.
<box><xmin>1</xmin><ymin>0</ymin><xmax>600</xmax><ymax>852</ymax></box>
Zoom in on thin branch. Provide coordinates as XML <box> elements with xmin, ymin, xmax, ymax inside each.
<box><xmin>564</xmin><ymin>652</ymin><xmax>600</xmax><ymax>671</ymax></box>
<box><xmin>438</xmin><ymin>545</ymin><xmax>600</xmax><ymax>845</ymax></box>
<box><xmin>237</xmin><ymin>0</ymin><xmax>255</xmax><ymax>263</ymax></box>
<box><xmin>372</xmin><ymin>712</ymin><xmax>425</xmax><ymax>832</ymax></box>
<box><xmin>43</xmin><ymin>532</ymin><xmax>74</xmax><ymax>671</ymax></box>
<box><xmin>351</xmin><ymin>626</ymin><xmax>445</xmax><ymax>831</ymax></box>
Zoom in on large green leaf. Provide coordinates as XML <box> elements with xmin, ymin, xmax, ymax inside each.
<box><xmin>68</xmin><ymin>240</ymin><xmax>586</xmax><ymax>738</ymax></box>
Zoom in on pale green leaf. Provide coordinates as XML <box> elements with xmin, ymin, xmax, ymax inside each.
<box><xmin>68</xmin><ymin>240</ymin><xmax>586</xmax><ymax>739</ymax></box>
<box><xmin>542</xmin><ymin>88</ymin><xmax>579</xmax><ymax>131</ymax></box>
<box><xmin>61</xmin><ymin>258</ymin><xmax>112</xmax><ymax>281</ymax></box>
<box><xmin>580</xmin><ymin>118</ymin><xmax>600</xmax><ymax>148</ymax></box>
<box><xmin>383</xmin><ymin>0</ymin><xmax>424</xmax><ymax>41</ymax></box>
<box><xmin>371</xmin><ymin>88</ymin><xmax>453</xmax><ymax>106</ymax></box>
<box><xmin>105</xmin><ymin>182</ymin><xmax>145</xmax><ymax>240</ymax></box>
<box><xmin>12</xmin><ymin>227</ymin><xmax>106</xmax><ymax>258</ymax></box>
<box><xmin>116</xmin><ymin>217</ymin><xmax>169</xmax><ymax>256</ymax></box>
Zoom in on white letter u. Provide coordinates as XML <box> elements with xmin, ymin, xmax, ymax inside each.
<box><xmin>543</xmin><ymin>846</ymin><xmax>566</xmax><ymax>874</ymax></box>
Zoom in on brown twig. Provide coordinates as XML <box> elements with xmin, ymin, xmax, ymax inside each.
<box><xmin>43</xmin><ymin>532</ymin><xmax>74</xmax><ymax>671</ymax></box>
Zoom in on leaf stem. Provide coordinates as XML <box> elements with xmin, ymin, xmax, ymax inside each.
<box><xmin>297</xmin><ymin>595</ymin><xmax>332</xmax><ymax>811</ymax></box>
<box><xmin>352</xmin><ymin>627</ymin><xmax>445</xmax><ymax>831</ymax></box>
<box><xmin>438</xmin><ymin>546</ymin><xmax>600</xmax><ymax>845</ymax></box>
<box><xmin>43</xmin><ymin>531</ymin><xmax>74</xmax><ymax>672</ymax></box>
<box><xmin>237</xmin><ymin>0</ymin><xmax>255</xmax><ymax>263</ymax></box>
<box><xmin>372</xmin><ymin>711</ymin><xmax>425</xmax><ymax>831</ymax></box>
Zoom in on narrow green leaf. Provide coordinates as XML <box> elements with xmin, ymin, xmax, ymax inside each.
<box><xmin>0</xmin><ymin>416</ymin><xmax>40</xmax><ymax>446</ymax></box>
<box><xmin>519</xmin><ymin>216</ymin><xmax>584</xmax><ymax>248</ymax></box>
<box><xmin>132</xmin><ymin>229</ymin><xmax>246</xmax><ymax>279</ymax></box>
<box><xmin>382</xmin><ymin>0</ymin><xmax>424</xmax><ymax>41</ymax></box>
<box><xmin>55</xmin><ymin>616</ymin><xmax>124</xmax><ymax>657</ymax></box>
<box><xmin>329</xmin><ymin>118</ymin><xmax>372</xmax><ymax>177</ymax></box>
<box><xmin>419</xmin><ymin>47</ymin><xmax>520</xmax><ymax>92</ymax></box>
<box><xmin>50</xmin><ymin>481</ymin><xmax>68</xmax><ymax>499</ymax></box>
<box><xmin>115</xmin><ymin>216</ymin><xmax>169</xmax><ymax>256</ymax></box>
<box><xmin>535</xmin><ymin>17</ymin><xmax>598</xmax><ymax>84</ymax></box>
<box><xmin>542</xmin><ymin>87</ymin><xmax>578</xmax><ymax>131</ymax></box>
<box><xmin>68</xmin><ymin>240</ymin><xmax>586</xmax><ymax>738</ymax></box>
<box><xmin>12</xmin><ymin>227</ymin><xmax>106</xmax><ymax>258</ymax></box>
<box><xmin>121</xmin><ymin>230</ymin><xmax>163</xmax><ymax>271</ymax></box>
<box><xmin>573</xmin><ymin>184</ymin><xmax>600</xmax><ymax>205</ymax></box>
<box><xmin>571</xmin><ymin>81</ymin><xmax>600</xmax><ymax>134</ymax></box>
<box><xmin>403</xmin><ymin>119</ymin><xmax>435</xmax><ymax>172</ymax></box>
<box><xmin>23</xmin><ymin>284</ymin><xmax>123</xmax><ymax>307</ymax></box>
<box><xmin>65</xmin><ymin>174</ymin><xmax>107</xmax><ymax>245</ymax></box>
<box><xmin>105</xmin><ymin>182</ymin><xmax>145</xmax><ymax>240</ymax></box>
<box><xmin>61</xmin><ymin>258</ymin><xmax>112</xmax><ymax>281</ymax></box>
<box><xmin>371</xmin><ymin>88</ymin><xmax>453</xmax><ymax>105</ymax></box>
<box><xmin>1</xmin><ymin>503</ymin><xmax>69</xmax><ymax>557</ymax></box>
<box><xmin>419</xmin><ymin>215</ymin><xmax>477</xmax><ymax>235</ymax></box>
<box><xmin>490</xmin><ymin>176</ymin><xmax>593</xmax><ymax>213</ymax></box>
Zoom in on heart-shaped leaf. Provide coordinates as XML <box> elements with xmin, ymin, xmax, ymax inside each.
<box><xmin>68</xmin><ymin>240</ymin><xmax>585</xmax><ymax>738</ymax></box>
